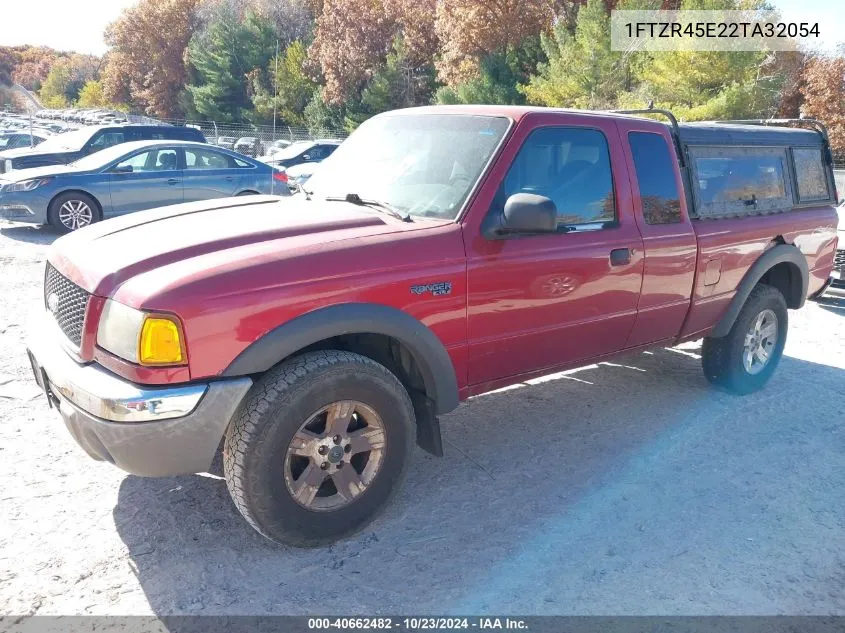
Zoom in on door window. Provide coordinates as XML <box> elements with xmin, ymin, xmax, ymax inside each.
<box><xmin>88</xmin><ymin>131</ymin><xmax>126</xmax><ymax>153</ymax></box>
<box><xmin>628</xmin><ymin>132</ymin><xmax>682</xmax><ymax>224</ymax></box>
<box><xmin>185</xmin><ymin>148</ymin><xmax>233</xmax><ymax>170</ymax></box>
<box><xmin>494</xmin><ymin>127</ymin><xmax>617</xmax><ymax>230</ymax></box>
<box><xmin>114</xmin><ymin>149</ymin><xmax>178</xmax><ymax>172</ymax></box>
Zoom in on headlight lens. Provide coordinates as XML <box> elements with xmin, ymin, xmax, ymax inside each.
<box><xmin>97</xmin><ymin>299</ymin><xmax>186</xmax><ymax>366</ymax></box>
<box><xmin>6</xmin><ymin>177</ymin><xmax>51</xmax><ymax>192</ymax></box>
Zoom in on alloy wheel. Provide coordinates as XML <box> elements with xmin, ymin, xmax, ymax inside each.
<box><xmin>742</xmin><ymin>309</ymin><xmax>778</xmax><ymax>375</ymax></box>
<box><xmin>283</xmin><ymin>400</ymin><xmax>387</xmax><ymax>511</ymax></box>
<box><xmin>58</xmin><ymin>199</ymin><xmax>93</xmax><ymax>231</ymax></box>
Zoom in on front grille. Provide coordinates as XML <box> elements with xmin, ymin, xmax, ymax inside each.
<box><xmin>44</xmin><ymin>263</ymin><xmax>90</xmax><ymax>346</ymax></box>
<box><xmin>835</xmin><ymin>249</ymin><xmax>845</xmax><ymax>273</ymax></box>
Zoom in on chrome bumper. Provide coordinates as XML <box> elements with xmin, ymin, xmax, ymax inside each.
<box><xmin>27</xmin><ymin>314</ymin><xmax>252</xmax><ymax>476</ymax></box>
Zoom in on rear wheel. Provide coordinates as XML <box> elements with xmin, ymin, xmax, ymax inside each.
<box><xmin>48</xmin><ymin>192</ymin><xmax>100</xmax><ymax>233</ymax></box>
<box><xmin>224</xmin><ymin>350</ymin><xmax>415</xmax><ymax>547</ymax></box>
<box><xmin>701</xmin><ymin>284</ymin><xmax>788</xmax><ymax>394</ymax></box>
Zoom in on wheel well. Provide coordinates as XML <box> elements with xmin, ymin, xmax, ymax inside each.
<box><xmin>300</xmin><ymin>333</ymin><xmax>428</xmax><ymax>398</ymax></box>
<box><xmin>48</xmin><ymin>190</ymin><xmax>103</xmax><ymax>218</ymax></box>
<box><xmin>295</xmin><ymin>333</ymin><xmax>443</xmax><ymax>456</ymax></box>
<box><xmin>758</xmin><ymin>261</ymin><xmax>803</xmax><ymax>308</ymax></box>
<box><xmin>236</xmin><ymin>190</ymin><xmax>260</xmax><ymax>196</ymax></box>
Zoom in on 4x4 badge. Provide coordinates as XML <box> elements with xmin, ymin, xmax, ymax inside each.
<box><xmin>410</xmin><ymin>282</ymin><xmax>452</xmax><ymax>297</ymax></box>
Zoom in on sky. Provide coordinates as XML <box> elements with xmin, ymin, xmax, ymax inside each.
<box><xmin>0</xmin><ymin>0</ymin><xmax>842</xmax><ymax>57</ymax></box>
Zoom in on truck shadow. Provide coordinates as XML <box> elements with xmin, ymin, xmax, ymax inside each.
<box><xmin>814</xmin><ymin>292</ymin><xmax>845</xmax><ymax>316</ymax></box>
<box><xmin>113</xmin><ymin>344</ymin><xmax>845</xmax><ymax>615</ymax></box>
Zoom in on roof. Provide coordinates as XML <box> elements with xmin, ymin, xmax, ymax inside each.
<box><xmin>380</xmin><ymin>106</ymin><xmax>827</xmax><ymax>147</ymax></box>
<box><xmin>676</xmin><ymin>122</ymin><xmax>824</xmax><ymax>147</ymax></box>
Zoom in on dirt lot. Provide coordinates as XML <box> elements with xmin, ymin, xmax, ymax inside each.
<box><xmin>1</xmin><ymin>223</ymin><xmax>844</xmax><ymax>617</ymax></box>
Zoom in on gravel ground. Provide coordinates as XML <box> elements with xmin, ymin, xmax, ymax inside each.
<box><xmin>1</xmin><ymin>223</ymin><xmax>844</xmax><ymax>617</ymax></box>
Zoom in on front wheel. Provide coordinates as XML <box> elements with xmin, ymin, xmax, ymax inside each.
<box><xmin>223</xmin><ymin>350</ymin><xmax>415</xmax><ymax>547</ymax></box>
<box><xmin>701</xmin><ymin>284</ymin><xmax>788</xmax><ymax>395</ymax></box>
<box><xmin>47</xmin><ymin>192</ymin><xmax>101</xmax><ymax>233</ymax></box>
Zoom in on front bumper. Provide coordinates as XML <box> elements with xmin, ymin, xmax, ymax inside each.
<box><xmin>0</xmin><ymin>190</ymin><xmax>48</xmax><ymax>224</ymax></box>
<box><xmin>27</xmin><ymin>315</ymin><xmax>252</xmax><ymax>476</ymax></box>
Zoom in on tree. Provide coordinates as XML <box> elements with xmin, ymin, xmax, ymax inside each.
<box><xmin>39</xmin><ymin>61</ymin><xmax>74</xmax><ymax>107</ymax></box>
<box><xmin>521</xmin><ymin>0</ymin><xmax>631</xmax><ymax>108</ymax></box>
<box><xmin>77</xmin><ymin>80</ymin><xmax>108</xmax><ymax>108</ymax></box>
<box><xmin>11</xmin><ymin>46</ymin><xmax>61</xmax><ymax>91</ymax></box>
<box><xmin>801</xmin><ymin>54</ymin><xmax>845</xmax><ymax>157</ymax></box>
<box><xmin>309</xmin><ymin>0</ymin><xmax>398</xmax><ymax>104</ymax></box>
<box><xmin>187</xmin><ymin>8</ymin><xmax>277</xmax><ymax>121</ymax></box>
<box><xmin>0</xmin><ymin>48</ymin><xmax>16</xmax><ymax>86</ymax></box>
<box><xmin>434</xmin><ymin>0</ymin><xmax>558</xmax><ymax>87</ymax></box>
<box><xmin>252</xmin><ymin>40</ymin><xmax>318</xmax><ymax>126</ymax></box>
<box><xmin>438</xmin><ymin>48</ymin><xmax>530</xmax><ymax>104</ymax></box>
<box><xmin>253</xmin><ymin>0</ymin><xmax>316</xmax><ymax>46</ymax></box>
<box><xmin>102</xmin><ymin>0</ymin><xmax>201</xmax><ymax>118</ymax></box>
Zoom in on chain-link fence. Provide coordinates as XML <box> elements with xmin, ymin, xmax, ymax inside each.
<box><xmin>127</xmin><ymin>114</ymin><xmax>348</xmax><ymax>157</ymax></box>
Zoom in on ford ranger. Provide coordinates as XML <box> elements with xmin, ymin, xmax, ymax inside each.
<box><xmin>26</xmin><ymin>106</ymin><xmax>840</xmax><ymax>546</ymax></box>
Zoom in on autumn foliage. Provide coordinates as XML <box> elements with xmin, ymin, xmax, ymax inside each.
<box><xmin>800</xmin><ymin>55</ymin><xmax>845</xmax><ymax>159</ymax></box>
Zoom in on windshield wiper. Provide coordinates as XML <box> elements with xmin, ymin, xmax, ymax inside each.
<box><xmin>325</xmin><ymin>193</ymin><xmax>412</xmax><ymax>222</ymax></box>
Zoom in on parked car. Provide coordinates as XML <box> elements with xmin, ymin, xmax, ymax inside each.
<box><xmin>0</xmin><ymin>125</ymin><xmax>207</xmax><ymax>174</ymax></box>
<box><xmin>25</xmin><ymin>106</ymin><xmax>839</xmax><ymax>546</ymax></box>
<box><xmin>262</xmin><ymin>139</ymin><xmax>341</xmax><ymax>169</ymax></box>
<box><xmin>215</xmin><ymin>136</ymin><xmax>237</xmax><ymax>150</ymax></box>
<box><xmin>283</xmin><ymin>161</ymin><xmax>318</xmax><ymax>191</ymax></box>
<box><xmin>0</xmin><ymin>132</ymin><xmax>48</xmax><ymax>150</ymax></box>
<box><xmin>234</xmin><ymin>136</ymin><xmax>263</xmax><ymax>157</ymax></box>
<box><xmin>266</xmin><ymin>139</ymin><xmax>293</xmax><ymax>156</ymax></box>
<box><xmin>0</xmin><ymin>140</ymin><xmax>287</xmax><ymax>232</ymax></box>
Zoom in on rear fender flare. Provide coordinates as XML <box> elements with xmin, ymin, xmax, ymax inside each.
<box><xmin>222</xmin><ymin>303</ymin><xmax>459</xmax><ymax>415</ymax></box>
<box><xmin>710</xmin><ymin>244</ymin><xmax>808</xmax><ymax>338</ymax></box>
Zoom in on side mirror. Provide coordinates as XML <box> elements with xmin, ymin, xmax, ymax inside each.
<box><xmin>110</xmin><ymin>164</ymin><xmax>133</xmax><ymax>174</ymax></box>
<box><xmin>486</xmin><ymin>193</ymin><xmax>558</xmax><ymax>238</ymax></box>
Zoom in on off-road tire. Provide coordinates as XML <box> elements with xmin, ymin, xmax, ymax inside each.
<box><xmin>47</xmin><ymin>191</ymin><xmax>101</xmax><ymax>233</ymax></box>
<box><xmin>224</xmin><ymin>350</ymin><xmax>415</xmax><ymax>547</ymax></box>
<box><xmin>701</xmin><ymin>283</ymin><xmax>788</xmax><ymax>395</ymax></box>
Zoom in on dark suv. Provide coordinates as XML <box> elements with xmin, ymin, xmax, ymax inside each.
<box><xmin>0</xmin><ymin>125</ymin><xmax>207</xmax><ymax>174</ymax></box>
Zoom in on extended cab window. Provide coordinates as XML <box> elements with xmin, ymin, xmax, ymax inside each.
<box><xmin>628</xmin><ymin>132</ymin><xmax>682</xmax><ymax>224</ymax></box>
<box><xmin>690</xmin><ymin>146</ymin><xmax>791</xmax><ymax>217</ymax></box>
<box><xmin>792</xmin><ymin>147</ymin><xmax>830</xmax><ymax>202</ymax></box>
<box><xmin>496</xmin><ymin>127</ymin><xmax>616</xmax><ymax>229</ymax></box>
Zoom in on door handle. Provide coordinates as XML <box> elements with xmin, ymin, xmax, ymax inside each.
<box><xmin>224</xmin><ymin>176</ymin><xmax>234</xmax><ymax>181</ymax></box>
<box><xmin>610</xmin><ymin>248</ymin><xmax>632</xmax><ymax>266</ymax></box>
<box><xmin>167</xmin><ymin>178</ymin><xmax>180</xmax><ymax>185</ymax></box>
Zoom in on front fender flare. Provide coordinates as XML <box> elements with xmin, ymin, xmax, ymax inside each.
<box><xmin>222</xmin><ymin>303</ymin><xmax>459</xmax><ymax>414</ymax></box>
<box><xmin>710</xmin><ymin>243</ymin><xmax>808</xmax><ymax>338</ymax></box>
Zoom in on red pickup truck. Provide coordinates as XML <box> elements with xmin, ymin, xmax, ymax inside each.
<box><xmin>27</xmin><ymin>106</ymin><xmax>839</xmax><ymax>546</ymax></box>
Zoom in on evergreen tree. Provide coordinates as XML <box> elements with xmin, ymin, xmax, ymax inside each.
<box><xmin>187</xmin><ymin>8</ymin><xmax>277</xmax><ymax>122</ymax></box>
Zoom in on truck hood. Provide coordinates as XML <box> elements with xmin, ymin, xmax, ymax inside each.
<box><xmin>48</xmin><ymin>195</ymin><xmax>438</xmax><ymax>298</ymax></box>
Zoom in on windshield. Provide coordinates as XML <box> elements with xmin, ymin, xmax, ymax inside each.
<box><xmin>306</xmin><ymin>114</ymin><xmax>510</xmax><ymax>220</ymax></box>
<box><xmin>31</xmin><ymin>128</ymin><xmax>94</xmax><ymax>153</ymax></box>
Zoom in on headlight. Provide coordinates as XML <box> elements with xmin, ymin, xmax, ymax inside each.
<box><xmin>97</xmin><ymin>299</ymin><xmax>186</xmax><ymax>366</ymax></box>
<box><xmin>6</xmin><ymin>177</ymin><xmax>51</xmax><ymax>192</ymax></box>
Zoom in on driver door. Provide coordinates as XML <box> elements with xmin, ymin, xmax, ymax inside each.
<box><xmin>108</xmin><ymin>147</ymin><xmax>184</xmax><ymax>216</ymax></box>
<box><xmin>464</xmin><ymin>114</ymin><xmax>645</xmax><ymax>388</ymax></box>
